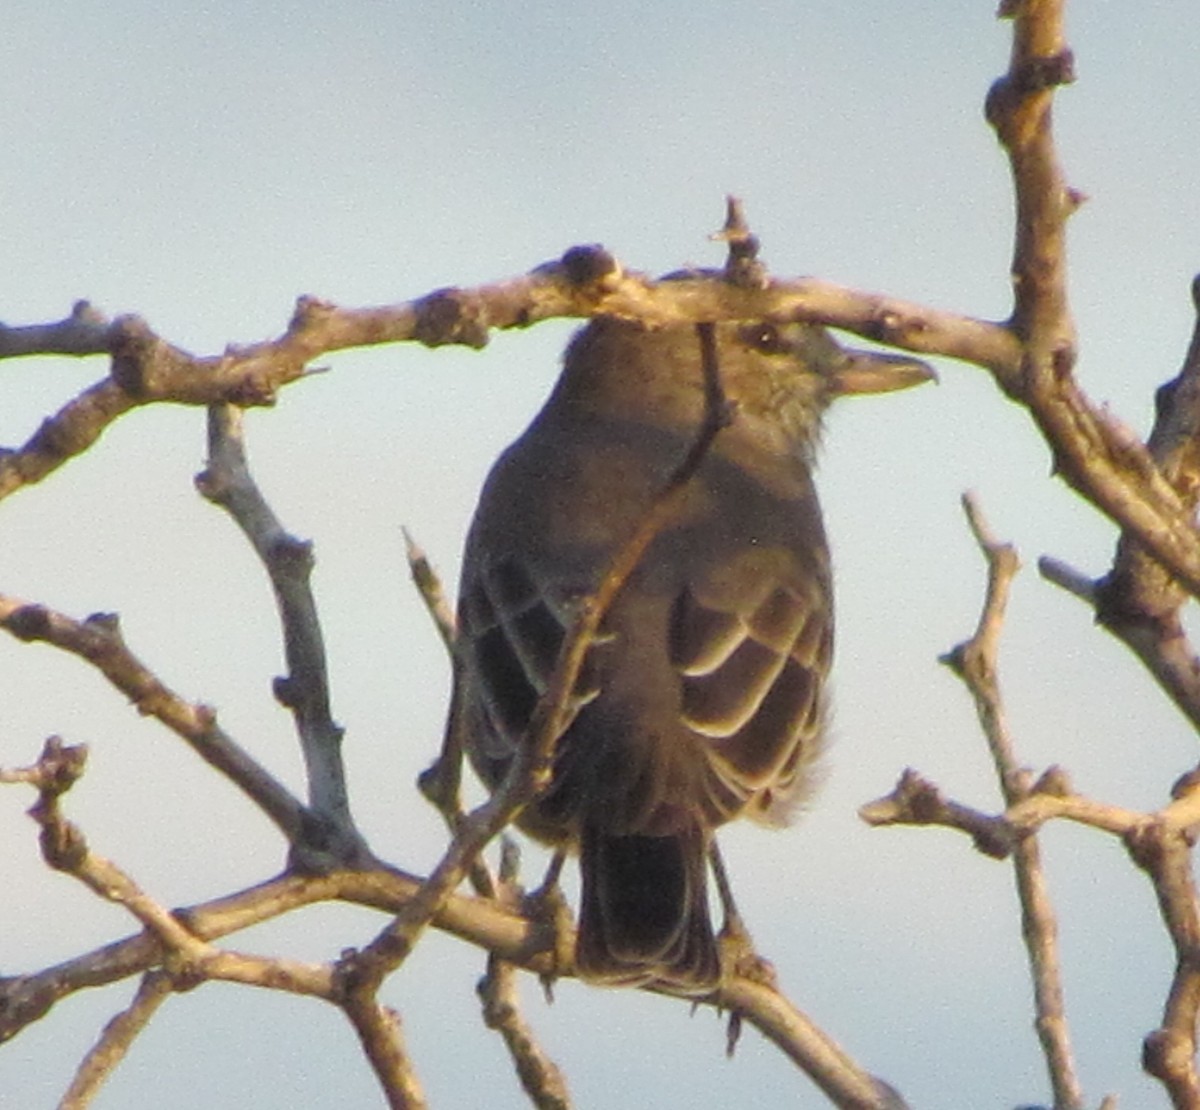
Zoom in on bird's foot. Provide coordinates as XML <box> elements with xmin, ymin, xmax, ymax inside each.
<box><xmin>520</xmin><ymin>852</ymin><xmax>574</xmax><ymax>1001</ymax></box>
<box><xmin>718</xmin><ymin>913</ymin><xmax>777</xmax><ymax>989</ymax></box>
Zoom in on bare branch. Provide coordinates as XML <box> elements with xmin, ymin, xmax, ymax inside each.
<box><xmin>940</xmin><ymin>493</ymin><xmax>1025</xmax><ymax>794</ymax></box>
<box><xmin>864</xmin><ymin>755</ymin><xmax>1200</xmax><ymax>1110</ymax></box>
<box><xmin>197</xmin><ymin>403</ymin><xmax>372</xmax><ymax>869</ymax></box>
<box><xmin>718</xmin><ymin>977</ymin><xmax>908</xmax><ymax>1110</ymax></box>
<box><xmin>0</xmin><ymin>597</ymin><xmax>308</xmax><ymax>842</ymax></box>
<box><xmin>60</xmin><ymin>972</ymin><xmax>173</xmax><ymax>1110</ymax></box>
<box><xmin>859</xmin><ymin>768</ymin><xmax>1016</xmax><ymax>859</ymax></box>
<box><xmin>989</xmin><ymin>0</ymin><xmax>1076</xmax><ymax>352</ymax></box>
<box><xmin>983</xmin><ymin>1</ymin><xmax>1200</xmax><ymax>608</ymax></box>
<box><xmin>2</xmin><ymin>727</ymin><xmax>900</xmax><ymax>1107</ymax></box>
<box><xmin>0</xmin><ymin>378</ymin><xmax>137</xmax><ymax>500</ymax></box>
<box><xmin>0</xmin><ymin>300</ymin><xmax>111</xmax><ymax>357</ymax></box>
<box><xmin>342</xmin><ymin>997</ymin><xmax>428</xmax><ymax>1110</ymax></box>
<box><xmin>473</xmin><ymin>843</ymin><xmax>572</xmax><ymax>1109</ymax></box>
<box><xmin>478</xmin><ymin>957</ymin><xmax>572</xmax><ymax>1110</ymax></box>
<box><xmin>1039</xmin><ymin>276</ymin><xmax>1200</xmax><ymax>731</ymax></box>
<box><xmin>1041</xmin><ymin>552</ymin><xmax>1200</xmax><ymax>733</ymax></box>
<box><xmin>0</xmin><ymin>255</ymin><xmax>1013</xmax><ymax>506</ymax></box>
<box><xmin>7</xmin><ymin>231</ymin><xmax>1200</xmax><ymax>623</ymax></box>
<box><xmin>1128</xmin><ymin>773</ymin><xmax>1200</xmax><ymax>1107</ymax></box>
<box><xmin>0</xmin><ymin>867</ymin><xmax>547</xmax><ymax>1046</ymax></box>
<box><xmin>937</xmin><ymin>493</ymin><xmax>1085</xmax><ymax>1108</ymax></box>
<box><xmin>403</xmin><ymin>528</ymin><xmax>457</xmax><ymax>652</ymax></box>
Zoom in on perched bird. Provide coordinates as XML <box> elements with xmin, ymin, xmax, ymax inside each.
<box><xmin>445</xmin><ymin>313</ymin><xmax>933</xmax><ymax>992</ymax></box>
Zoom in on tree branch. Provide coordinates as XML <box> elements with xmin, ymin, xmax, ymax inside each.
<box><xmin>341</xmin><ymin>996</ymin><xmax>427</xmax><ymax>1110</ymax></box>
<box><xmin>937</xmin><ymin>493</ymin><xmax>1085</xmax><ymax>1109</ymax></box>
<box><xmin>478</xmin><ymin>956</ymin><xmax>573</xmax><ymax>1110</ymax></box>
<box><xmin>59</xmin><ymin>971</ymin><xmax>173</xmax><ymax>1110</ymax></box>
<box><xmin>0</xmin><ymin>253</ymin><xmax>1012</xmax><ymax>506</ymax></box>
<box><xmin>0</xmin><ymin>597</ymin><xmax>309</xmax><ymax>843</ymax></box>
<box><xmin>196</xmin><ymin>403</ymin><xmax>373</xmax><ymax>869</ymax></box>
<box><xmin>1039</xmin><ymin>276</ymin><xmax>1200</xmax><ymax>731</ymax></box>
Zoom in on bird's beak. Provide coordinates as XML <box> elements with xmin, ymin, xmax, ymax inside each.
<box><xmin>830</xmin><ymin>349</ymin><xmax>938</xmax><ymax>397</ymax></box>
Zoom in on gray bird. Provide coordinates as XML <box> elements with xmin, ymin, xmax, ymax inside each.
<box><xmin>445</xmin><ymin>314</ymin><xmax>933</xmax><ymax>992</ymax></box>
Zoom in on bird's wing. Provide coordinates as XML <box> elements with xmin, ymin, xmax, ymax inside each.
<box><xmin>667</xmin><ymin>556</ymin><xmax>832</xmax><ymax>826</ymax></box>
<box><xmin>457</xmin><ymin>552</ymin><xmax>601</xmax><ymax>766</ymax></box>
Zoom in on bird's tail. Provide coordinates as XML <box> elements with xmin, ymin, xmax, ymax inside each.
<box><xmin>575</xmin><ymin>823</ymin><xmax>720</xmax><ymax>993</ymax></box>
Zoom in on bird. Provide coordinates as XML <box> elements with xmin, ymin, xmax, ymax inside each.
<box><xmin>443</xmin><ymin>311</ymin><xmax>933</xmax><ymax>992</ymax></box>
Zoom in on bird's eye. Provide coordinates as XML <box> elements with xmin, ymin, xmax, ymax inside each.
<box><xmin>742</xmin><ymin>323</ymin><xmax>787</xmax><ymax>355</ymax></box>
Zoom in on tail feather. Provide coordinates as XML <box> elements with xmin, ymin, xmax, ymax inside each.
<box><xmin>576</xmin><ymin>824</ymin><xmax>719</xmax><ymax>993</ymax></box>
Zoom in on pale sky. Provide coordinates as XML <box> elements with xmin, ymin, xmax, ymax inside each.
<box><xmin>3</xmin><ymin>2</ymin><xmax>1200</xmax><ymax>1107</ymax></box>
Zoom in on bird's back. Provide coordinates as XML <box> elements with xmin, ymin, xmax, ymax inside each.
<box><xmin>456</xmin><ymin>396</ymin><xmax>833</xmax><ymax>844</ymax></box>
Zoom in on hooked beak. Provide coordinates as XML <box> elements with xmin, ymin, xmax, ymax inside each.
<box><xmin>830</xmin><ymin>348</ymin><xmax>938</xmax><ymax>397</ymax></box>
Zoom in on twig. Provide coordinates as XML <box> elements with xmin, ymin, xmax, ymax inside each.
<box><xmin>16</xmin><ymin>739</ymin><xmax>334</xmax><ymax>994</ymax></box>
<box><xmin>0</xmin><ymin>596</ymin><xmax>308</xmax><ymax>843</ymax></box>
<box><xmin>475</xmin><ymin>841</ymin><xmax>572</xmax><ymax>1109</ymax></box>
<box><xmin>7</xmin><ymin>739</ymin><xmax>427</xmax><ymax>1110</ymax></box>
<box><xmin>863</xmin><ymin>756</ymin><xmax>1200</xmax><ymax>1109</ymax></box>
<box><xmin>342</xmin><ymin>997</ymin><xmax>428</xmax><ymax>1110</ymax></box>
<box><xmin>403</xmin><ymin>528</ymin><xmax>456</xmax><ymax>651</ymax></box>
<box><xmin>717</xmin><ymin>977</ymin><xmax>908</xmax><ymax>1110</ymax></box>
<box><xmin>405</xmin><ymin>528</ymin><xmax>575</xmax><ymax>1108</ymax></box>
<box><xmin>859</xmin><ymin>768</ymin><xmax>1016</xmax><ymax>859</ymax></box>
<box><xmin>3</xmin><ymin>744</ymin><xmax>904</xmax><ymax>1109</ymax></box>
<box><xmin>938</xmin><ymin>493</ymin><xmax>1085</xmax><ymax>1109</ymax></box>
<box><xmin>863</xmin><ymin>770</ymin><xmax>1154</xmax><ymax>846</ymax></box>
<box><xmin>478</xmin><ymin>957</ymin><xmax>572</xmax><ymax>1110</ymax></box>
<box><xmin>940</xmin><ymin>494</ymin><xmax>1024</xmax><ymax>791</ymax></box>
<box><xmin>0</xmin><ymin>300</ymin><xmax>111</xmax><ymax>356</ymax></box>
<box><xmin>59</xmin><ymin>971</ymin><xmax>174</xmax><ymax>1110</ymax></box>
<box><xmin>1041</xmin><ymin>553</ymin><xmax>1200</xmax><ymax>733</ymax></box>
<box><xmin>197</xmin><ymin>403</ymin><xmax>372</xmax><ymax>870</ymax></box>
<box><xmin>0</xmin><ymin>866</ymin><xmax>546</xmax><ymax>1046</ymax></box>
<box><xmin>403</xmin><ymin>527</ymin><xmax>499</xmax><ymax>904</ymax></box>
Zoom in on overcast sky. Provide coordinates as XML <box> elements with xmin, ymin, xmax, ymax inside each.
<box><xmin>3</xmin><ymin>2</ymin><xmax>1200</xmax><ymax>1107</ymax></box>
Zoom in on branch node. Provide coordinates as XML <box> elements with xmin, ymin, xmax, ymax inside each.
<box><xmin>412</xmin><ymin>288</ymin><xmax>492</xmax><ymax>349</ymax></box>
<box><xmin>559</xmin><ymin>243</ymin><xmax>620</xmax><ymax>289</ymax></box>
<box><xmin>1031</xmin><ymin>765</ymin><xmax>1071</xmax><ymax>798</ymax></box>
<box><xmin>712</xmin><ymin>196</ymin><xmax>766</xmax><ymax>290</ymax></box>
<box><xmin>6</xmin><ymin>604</ymin><xmax>53</xmax><ymax>641</ymax></box>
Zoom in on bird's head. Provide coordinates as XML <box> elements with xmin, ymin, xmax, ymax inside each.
<box><xmin>559</xmin><ymin>315</ymin><xmax>935</xmax><ymax>458</ymax></box>
<box><xmin>713</xmin><ymin>319</ymin><xmax>936</xmax><ymax>451</ymax></box>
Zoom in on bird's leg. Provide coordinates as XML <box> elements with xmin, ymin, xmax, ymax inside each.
<box><xmin>710</xmin><ymin>841</ymin><xmax>777</xmax><ymax>989</ymax></box>
<box><xmin>521</xmin><ymin>848</ymin><xmax>573</xmax><ymax>1000</ymax></box>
